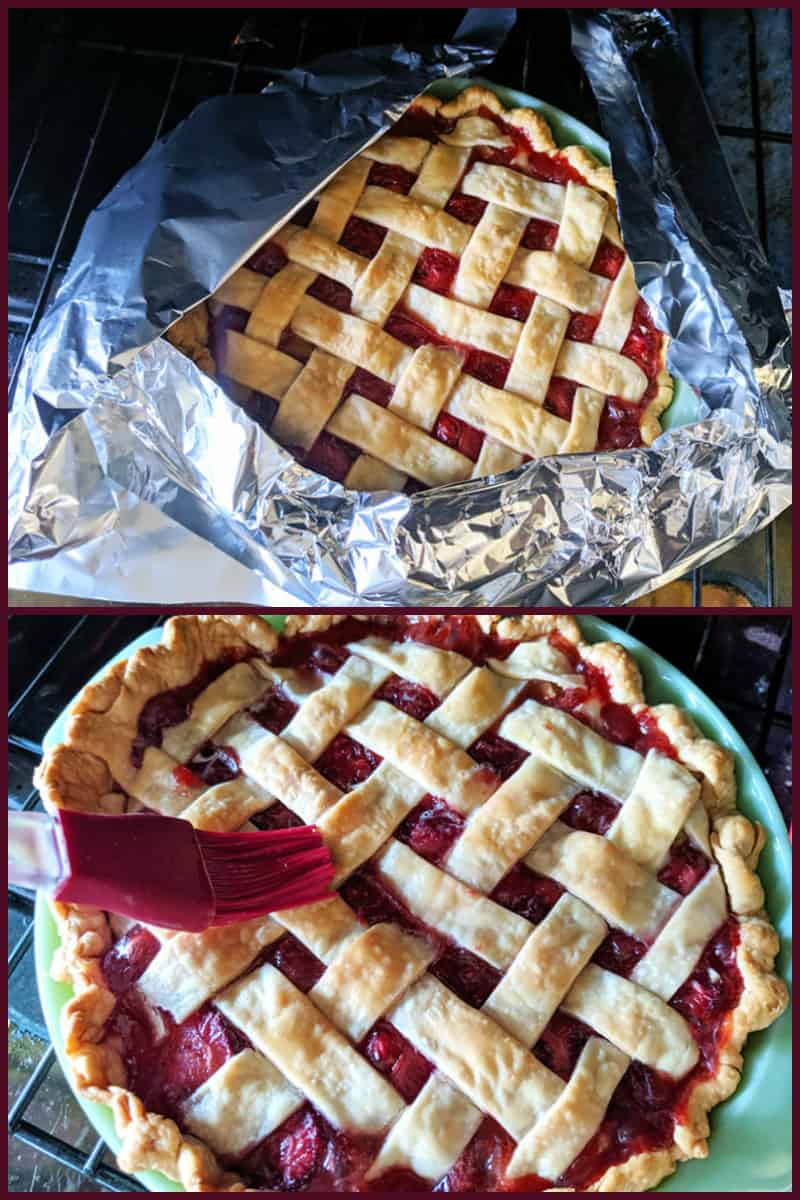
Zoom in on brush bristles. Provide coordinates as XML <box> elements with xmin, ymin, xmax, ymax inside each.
<box><xmin>197</xmin><ymin>826</ymin><xmax>335</xmax><ymax>921</ymax></box>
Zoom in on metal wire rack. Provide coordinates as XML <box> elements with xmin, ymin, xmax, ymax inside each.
<box><xmin>7</xmin><ymin>9</ymin><xmax>791</xmax><ymax>607</ymax></box>
<box><xmin>6</xmin><ymin>612</ymin><xmax>792</xmax><ymax>1190</ymax></box>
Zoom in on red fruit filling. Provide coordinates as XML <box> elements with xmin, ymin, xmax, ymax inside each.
<box><xmin>249</xmin><ymin>1105</ymin><xmax>383</xmax><ymax>1191</ymax></box>
<box><xmin>339</xmin><ymin>215</ymin><xmax>386</xmax><ymax>259</ymax></box>
<box><xmin>374</xmin><ymin>677</ymin><xmax>440</xmax><ymax>721</ymax></box>
<box><xmin>306</xmin><ymin>274</ymin><xmax>352</xmax><ymax>313</ymax></box>
<box><xmin>590</xmin><ymin>238</ymin><xmax>626</xmax><ymax>280</ymax></box>
<box><xmin>566</xmin><ymin>311</ymin><xmax>600</xmax><ymax>343</ymax></box>
<box><xmin>251</xmin><ymin>801</ymin><xmax>304</xmax><ymax>831</ymax></box>
<box><xmin>263</xmin><ymin>934</ymin><xmax>325</xmax><ymax>993</ymax></box>
<box><xmin>362</xmin><ymin>1021</ymin><xmax>433</xmax><ymax>1102</ymax></box>
<box><xmin>236</xmin><ymin>387</ymin><xmax>279</xmax><ymax>431</ymax></box>
<box><xmin>367</xmin><ymin>162</ymin><xmax>417</xmax><ymax>195</ymax></box>
<box><xmin>172</xmin><ymin>763</ymin><xmax>205</xmax><ymax>792</ymax></box>
<box><xmin>314</xmin><ymin>733</ymin><xmax>382</xmax><ymax>790</ymax></box>
<box><xmin>545</xmin><ymin>376</ymin><xmax>577</xmax><ymax>421</ymax></box>
<box><xmin>430</xmin><ymin>944</ymin><xmax>502</xmax><ymax>1008</ymax></box>
<box><xmin>277</xmin><ymin>328</ymin><xmax>314</xmax><ymax>363</ymax></box>
<box><xmin>522</xmin><ymin>148</ymin><xmax>586</xmax><ymax>187</ymax></box>
<box><xmin>535</xmin><ymin>1010</ymin><xmax>594</xmax><ymax>1079</ymax></box>
<box><xmin>521</xmin><ymin>217</ymin><xmax>559</xmax><ymax>251</ymax></box>
<box><xmin>622</xmin><ymin>297</ymin><xmax>665</xmax><ymax>378</ymax></box>
<box><xmin>109</xmin><ymin>995</ymin><xmax>246</xmax><ymax>1122</ymax></box>
<box><xmin>309</xmin><ymin>642</ymin><xmax>351</xmax><ymax>674</ymax></box>
<box><xmin>439</xmin><ymin>1117</ymin><xmax>516</xmax><ymax>1191</ymax></box>
<box><xmin>102</xmin><ymin>924</ymin><xmax>160</xmax><ymax>995</ymax></box>
<box><xmin>489</xmin><ymin>283</ymin><xmax>534</xmax><ymax>321</ymax></box>
<box><xmin>491</xmin><ymin>864</ymin><xmax>564</xmax><ymax>925</ymax></box>
<box><xmin>368</xmin><ymin>1167</ymin><xmax>430</xmax><ymax>1191</ymax></box>
<box><xmin>249</xmin><ymin>683</ymin><xmax>299</xmax><ymax>734</ymax></box>
<box><xmin>270</xmin><ymin>1106</ymin><xmax>324</xmax><ymax>1188</ymax></box>
<box><xmin>659</xmin><ymin>837</ymin><xmax>711</xmax><ymax>895</ymax></box>
<box><xmin>597</xmin><ymin>397</ymin><xmax>646</xmax><ymax>450</ymax></box>
<box><xmin>391</xmin><ymin>106</ymin><xmax>450</xmax><ymax>141</ymax></box>
<box><xmin>672</xmin><ymin>919</ymin><xmax>742</xmax><ymax>1051</ymax></box>
<box><xmin>561</xmin><ymin>789</ymin><xmax>620</xmax><ymax>836</ymax></box>
<box><xmin>592</xmin><ymin>927</ymin><xmax>649</xmax><ymax>976</ymax></box>
<box><xmin>469</xmin><ymin>732</ymin><xmax>529</xmax><ymax>781</ymax></box>
<box><xmin>184</xmin><ymin>741</ymin><xmax>241</xmax><ymax>786</ymax></box>
<box><xmin>395</xmin><ymin>796</ymin><xmax>465</xmax><ymax>865</ymax></box>
<box><xmin>208</xmin><ymin>304</ymin><xmax>249</xmax><ymax>367</ymax></box>
<box><xmin>339</xmin><ymin>869</ymin><xmax>425</xmax><ymax>937</ymax></box>
<box><xmin>247</xmin><ymin>240</ymin><xmax>288</xmax><ymax>277</ymax></box>
<box><xmin>432</xmin><ymin>412</ymin><xmax>484</xmax><ymax>462</ymax></box>
<box><xmin>444</xmin><ymin>192</ymin><xmax>487</xmax><ymax>225</ymax></box>
<box><xmin>302</xmin><ymin>431</ymin><xmax>361</xmax><ymax>482</ymax></box>
<box><xmin>343</xmin><ymin>367</ymin><xmax>393</xmax><ymax>408</ymax></box>
<box><xmin>412</xmin><ymin>248</ymin><xmax>459</xmax><ymax>295</ymax></box>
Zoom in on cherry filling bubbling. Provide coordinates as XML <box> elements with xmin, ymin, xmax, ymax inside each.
<box><xmin>367</xmin><ymin>162</ymin><xmax>417</xmax><ymax>195</ymax></box>
<box><xmin>184</xmin><ymin>741</ymin><xmax>241</xmax><ymax>786</ymax></box>
<box><xmin>262</xmin><ymin>934</ymin><xmax>325</xmax><ymax>993</ymax></box>
<box><xmin>249</xmin><ymin>683</ymin><xmax>299</xmax><ymax>734</ymax></box>
<box><xmin>395</xmin><ymin>796</ymin><xmax>465</xmax><ymax>865</ymax></box>
<box><xmin>362</xmin><ymin>1021</ymin><xmax>433</xmax><ymax>1103</ymax></box>
<box><xmin>373</xmin><ymin>677</ymin><xmax>440</xmax><ymax>721</ymax></box>
<box><xmin>314</xmin><ymin>733</ymin><xmax>382</xmax><ymax>790</ymax></box>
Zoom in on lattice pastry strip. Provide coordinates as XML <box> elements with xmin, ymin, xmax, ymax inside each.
<box><xmin>630</xmin><ymin>866</ymin><xmax>728</xmax><ymax>999</ymax></box>
<box><xmin>526</xmin><ymin>821</ymin><xmax>678</xmax><ymax>939</ymax></box>
<box><xmin>347</xmin><ymin>700</ymin><xmax>498</xmax><ymax>814</ymax></box>
<box><xmin>182</xmin><ymin>1049</ymin><xmax>304</xmax><ymax>1159</ymax></box>
<box><xmin>216</xmin><ymin>964</ymin><xmax>406</xmax><ymax>1133</ymax></box>
<box><xmin>136</xmin><ymin>916</ymin><xmax>283</xmax><ymax>1022</ymax></box>
<box><xmin>507</xmin><ymin>1038</ymin><xmax>630</xmax><ymax>1180</ymax></box>
<box><xmin>445</xmin><ymin>757</ymin><xmax>580</xmax><ymax>892</ymax></box>
<box><xmin>376</xmin><ymin>840</ymin><xmax>531</xmax><ymax>970</ymax></box>
<box><xmin>308</xmin><ymin>921</ymin><xmax>436</xmax><ymax>1042</ymax></box>
<box><xmin>389</xmin><ymin>974</ymin><xmax>564</xmax><ymax>1140</ymax></box>
<box><xmin>364</xmin><ymin>1074</ymin><xmax>483</xmax><ymax>1182</ymax></box>
<box><xmin>561</xmin><ymin>963</ymin><xmax>699</xmax><ymax>1078</ymax></box>
<box><xmin>481</xmin><ymin>894</ymin><xmax>607</xmax><ymax>1048</ymax></box>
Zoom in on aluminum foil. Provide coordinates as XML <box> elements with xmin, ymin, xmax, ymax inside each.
<box><xmin>8</xmin><ymin>9</ymin><xmax>791</xmax><ymax>606</ymax></box>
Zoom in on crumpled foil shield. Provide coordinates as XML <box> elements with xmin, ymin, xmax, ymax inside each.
<box><xmin>8</xmin><ymin>9</ymin><xmax>791</xmax><ymax>606</ymax></box>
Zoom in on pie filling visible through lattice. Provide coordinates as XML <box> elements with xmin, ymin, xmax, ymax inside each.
<box><xmin>36</xmin><ymin>615</ymin><xmax>786</xmax><ymax>1192</ymax></box>
<box><xmin>165</xmin><ymin>87</ymin><xmax>674</xmax><ymax>492</ymax></box>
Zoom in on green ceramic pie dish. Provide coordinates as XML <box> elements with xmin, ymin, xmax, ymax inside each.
<box><xmin>33</xmin><ymin>614</ymin><xmax>790</xmax><ymax>1192</ymax></box>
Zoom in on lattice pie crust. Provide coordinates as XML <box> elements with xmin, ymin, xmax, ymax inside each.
<box><xmin>36</xmin><ymin>615</ymin><xmax>786</xmax><ymax>1192</ymax></box>
<box><xmin>166</xmin><ymin>87</ymin><xmax>674</xmax><ymax>491</ymax></box>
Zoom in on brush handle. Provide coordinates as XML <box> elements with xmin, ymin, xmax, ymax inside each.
<box><xmin>8</xmin><ymin>810</ymin><xmax>68</xmax><ymax>892</ymax></box>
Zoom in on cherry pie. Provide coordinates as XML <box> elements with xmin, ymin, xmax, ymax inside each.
<box><xmin>165</xmin><ymin>86</ymin><xmax>674</xmax><ymax>491</ymax></box>
<box><xmin>37</xmin><ymin>615</ymin><xmax>786</xmax><ymax>1192</ymax></box>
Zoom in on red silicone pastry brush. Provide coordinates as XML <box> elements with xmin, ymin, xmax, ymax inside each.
<box><xmin>8</xmin><ymin>809</ymin><xmax>335</xmax><ymax>931</ymax></box>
